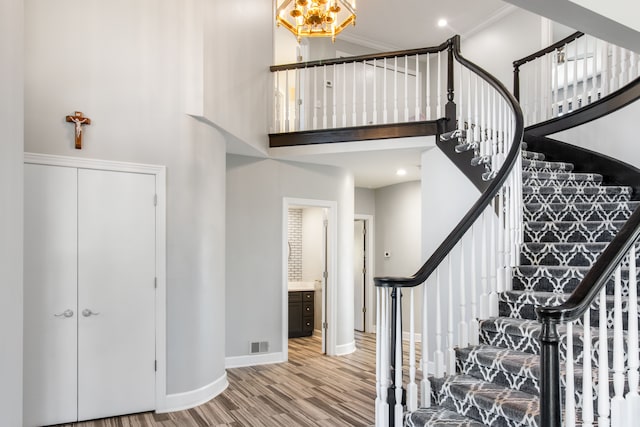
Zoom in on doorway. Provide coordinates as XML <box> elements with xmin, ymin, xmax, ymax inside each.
<box><xmin>354</xmin><ymin>215</ymin><xmax>374</xmax><ymax>333</ymax></box>
<box><xmin>283</xmin><ymin>198</ymin><xmax>337</xmax><ymax>359</ymax></box>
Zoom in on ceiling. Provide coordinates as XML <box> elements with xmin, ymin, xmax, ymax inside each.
<box><xmin>339</xmin><ymin>0</ymin><xmax>512</xmax><ymax>51</ymax></box>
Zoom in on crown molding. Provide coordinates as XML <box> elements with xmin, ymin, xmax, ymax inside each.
<box><xmin>461</xmin><ymin>4</ymin><xmax>518</xmax><ymax>39</ymax></box>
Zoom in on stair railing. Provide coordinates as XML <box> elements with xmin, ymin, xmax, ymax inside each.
<box><xmin>374</xmin><ymin>35</ymin><xmax>524</xmax><ymax>427</ymax></box>
<box><xmin>269</xmin><ymin>42</ymin><xmax>450</xmax><ymax>133</ymax></box>
<box><xmin>513</xmin><ymin>31</ymin><xmax>639</xmax><ymax>127</ymax></box>
<box><xmin>537</xmin><ymin>205</ymin><xmax>640</xmax><ymax>427</ymax></box>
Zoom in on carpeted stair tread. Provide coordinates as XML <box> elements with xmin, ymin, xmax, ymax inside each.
<box><xmin>406</xmin><ymin>406</ymin><xmax>488</xmax><ymax>427</ymax></box>
<box><xmin>512</xmin><ymin>265</ymin><xmax>636</xmax><ymax>295</ymax></box>
<box><xmin>432</xmin><ymin>375</ymin><xmax>539</xmax><ymax>427</ymax></box>
<box><xmin>523</xmin><ymin>221</ymin><xmax>625</xmax><ymax>243</ymax></box>
<box><xmin>498</xmin><ymin>290</ymin><xmax>639</xmax><ymax>327</ymax></box>
<box><xmin>479</xmin><ymin>317</ymin><xmax>620</xmax><ymax>367</ymax></box>
<box><xmin>522</xmin><ymin>185</ymin><xmax>632</xmax><ymax>204</ymax></box>
<box><xmin>522</xmin><ymin>170</ymin><xmax>603</xmax><ymax>186</ymax></box>
<box><xmin>523</xmin><ymin>159</ymin><xmax>574</xmax><ymax>172</ymax></box>
<box><xmin>518</xmin><ymin>242</ymin><xmax>639</xmax><ymax>267</ymax></box>
<box><xmin>524</xmin><ymin>201</ymin><xmax>640</xmax><ymax>222</ymax></box>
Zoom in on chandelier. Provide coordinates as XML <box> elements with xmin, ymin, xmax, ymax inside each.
<box><xmin>276</xmin><ymin>0</ymin><xmax>356</xmax><ymax>42</ymax></box>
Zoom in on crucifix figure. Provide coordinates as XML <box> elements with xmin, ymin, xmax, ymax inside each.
<box><xmin>65</xmin><ymin>111</ymin><xmax>91</xmax><ymax>149</ymax></box>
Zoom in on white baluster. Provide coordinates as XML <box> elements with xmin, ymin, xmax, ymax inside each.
<box><xmin>393</xmin><ymin>56</ymin><xmax>398</xmax><ymax>123</ymax></box>
<box><xmin>375</xmin><ymin>287</ymin><xmax>388</xmax><ymax>427</ymax></box>
<box><xmin>565</xmin><ymin>321</ymin><xmax>576</xmax><ymax>427</ymax></box>
<box><xmin>426</xmin><ymin>53</ymin><xmax>431</xmax><ymax>120</ymax></box>
<box><xmin>447</xmin><ymin>256</ymin><xmax>456</xmax><ymax>374</ymax></box>
<box><xmin>285</xmin><ymin>70</ymin><xmax>291</xmax><ymax>132</ymax></box>
<box><xmin>497</xmin><ymin>187</ymin><xmax>506</xmax><ymax>296</ymax></box>
<box><xmin>469</xmin><ymin>223</ymin><xmax>479</xmax><ymax>345</ymax></box>
<box><xmin>437</xmin><ymin>51</ymin><xmax>442</xmax><ymax>118</ymax></box>
<box><xmin>362</xmin><ymin>61</ymin><xmax>367</xmax><ymax>126</ymax></box>
<box><xmin>383</xmin><ymin>57</ymin><xmax>388</xmax><ymax>124</ymax></box>
<box><xmin>630</xmin><ymin>51</ymin><xmax>638</xmax><ymax>81</ymax></box>
<box><xmin>563</xmin><ymin>44</ymin><xmax>569</xmax><ymax>114</ymax></box>
<box><xmin>552</xmin><ymin>49</ymin><xmax>559</xmax><ymax>117</ymax></box>
<box><xmin>610</xmin><ymin>45</ymin><xmax>619</xmax><ymax>91</ymax></box>
<box><xmin>480</xmin><ymin>209</ymin><xmax>489</xmax><ymax>319</ymax></box>
<box><xmin>404</xmin><ymin>55</ymin><xmax>409</xmax><ymax>122</ymax></box>
<box><xmin>322</xmin><ymin>65</ymin><xmax>328</xmax><ymax>128</ymax></box>
<box><xmin>421</xmin><ymin>275</ymin><xmax>432</xmax><ymax>407</ymax></box>
<box><xmin>583</xmin><ymin>308</ymin><xmax>594</xmax><ymax>427</ymax></box>
<box><xmin>435</xmin><ymin>268</ymin><xmax>445</xmax><ymax>377</ymax></box>
<box><xmin>352</xmin><ymin>62</ymin><xmax>357</xmax><ymax>126</ymax></box>
<box><xmin>611</xmin><ymin>265</ymin><xmax>626</xmax><ymax>426</ymax></box>
<box><xmin>533</xmin><ymin>59</ymin><xmax>540</xmax><ymax>123</ymax></box>
<box><xmin>372</xmin><ymin>59</ymin><xmax>377</xmax><ymax>125</ymax></box>
<box><xmin>626</xmin><ymin>244</ymin><xmax>640</xmax><ymax>421</ymax></box>
<box><xmin>572</xmin><ymin>39</ymin><xmax>578</xmax><ymax>112</ymax></box>
<box><xmin>414</xmin><ymin>54</ymin><xmax>420</xmax><ymax>121</ymax></box>
<box><xmin>601</xmin><ymin>42</ymin><xmax>610</xmax><ymax>97</ymax></box>
<box><xmin>457</xmin><ymin>62</ymin><xmax>463</xmax><ymax>133</ymax></box>
<box><xmin>598</xmin><ymin>285</ymin><xmax>611</xmax><ymax>427</ymax></box>
<box><xmin>474</xmin><ymin>75</ymin><xmax>480</xmax><ymax>152</ymax></box>
<box><xmin>582</xmin><ymin>36</ymin><xmax>589</xmax><ymax>108</ymax></box>
<box><xmin>342</xmin><ymin>63</ymin><xmax>347</xmax><ymax>127</ymax></box>
<box><xmin>332</xmin><ymin>65</ymin><xmax>337</xmax><ymax>128</ymax></box>
<box><xmin>394</xmin><ymin>291</ymin><xmax>403</xmax><ymax>427</ymax></box>
<box><xmin>459</xmin><ymin>240</ymin><xmax>468</xmax><ymax>347</ymax></box>
<box><xmin>407</xmin><ymin>288</ymin><xmax>418</xmax><ymax>412</ymax></box>
<box><xmin>274</xmin><ymin>71</ymin><xmax>281</xmax><ymax>132</ymax></box>
<box><xmin>489</xmin><ymin>198</ymin><xmax>498</xmax><ymax>316</ymax></box>
<box><xmin>313</xmin><ymin>67</ymin><xmax>318</xmax><ymax>130</ymax></box>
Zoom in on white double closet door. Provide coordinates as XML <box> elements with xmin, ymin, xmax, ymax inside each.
<box><xmin>24</xmin><ymin>163</ymin><xmax>156</xmax><ymax>426</ymax></box>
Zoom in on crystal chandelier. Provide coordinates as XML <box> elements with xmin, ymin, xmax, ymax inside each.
<box><xmin>276</xmin><ymin>0</ymin><xmax>356</xmax><ymax>42</ymax></box>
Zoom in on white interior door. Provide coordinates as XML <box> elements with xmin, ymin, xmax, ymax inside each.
<box><xmin>354</xmin><ymin>220</ymin><xmax>366</xmax><ymax>332</ymax></box>
<box><xmin>24</xmin><ymin>164</ymin><xmax>79</xmax><ymax>427</ymax></box>
<box><xmin>77</xmin><ymin>168</ymin><xmax>156</xmax><ymax>421</ymax></box>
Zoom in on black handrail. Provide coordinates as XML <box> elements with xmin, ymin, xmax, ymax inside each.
<box><xmin>374</xmin><ymin>35</ymin><xmax>524</xmax><ymax>289</ymax></box>
<box><xmin>270</xmin><ymin>41</ymin><xmax>450</xmax><ymax>72</ymax></box>
<box><xmin>513</xmin><ymin>31</ymin><xmax>584</xmax><ymax>101</ymax></box>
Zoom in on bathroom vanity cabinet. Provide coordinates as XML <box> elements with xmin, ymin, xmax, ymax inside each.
<box><xmin>288</xmin><ymin>291</ymin><xmax>314</xmax><ymax>338</ymax></box>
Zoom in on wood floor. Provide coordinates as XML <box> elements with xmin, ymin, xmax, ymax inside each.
<box><xmin>55</xmin><ymin>332</ymin><xmax>376</xmax><ymax>427</ymax></box>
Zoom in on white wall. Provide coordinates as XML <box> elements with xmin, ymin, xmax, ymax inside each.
<box><xmin>375</xmin><ymin>181</ymin><xmax>422</xmax><ymax>279</ymax></box>
<box><xmin>0</xmin><ymin>0</ymin><xmax>24</xmax><ymax>425</ymax></box>
<box><xmin>226</xmin><ymin>155</ymin><xmax>355</xmax><ymax>358</ymax></box>
<box><xmin>462</xmin><ymin>8</ymin><xmax>545</xmax><ymax>90</ymax></box>
<box><xmin>204</xmin><ymin>0</ymin><xmax>273</xmax><ymax>154</ymax></box>
<box><xmin>24</xmin><ymin>0</ymin><xmax>226</xmax><ymax>401</ymax></box>
<box><xmin>355</xmin><ymin>187</ymin><xmax>376</xmax><ymax>216</ymax></box>
<box><xmin>552</xmin><ymin>98</ymin><xmax>640</xmax><ymax>169</ymax></box>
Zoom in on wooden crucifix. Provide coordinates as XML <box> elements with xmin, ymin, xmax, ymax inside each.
<box><xmin>65</xmin><ymin>111</ymin><xmax>91</xmax><ymax>149</ymax></box>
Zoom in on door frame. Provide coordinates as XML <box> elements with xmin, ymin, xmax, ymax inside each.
<box><xmin>24</xmin><ymin>153</ymin><xmax>167</xmax><ymax>411</ymax></box>
<box><xmin>355</xmin><ymin>214</ymin><xmax>375</xmax><ymax>333</ymax></box>
<box><xmin>282</xmin><ymin>198</ymin><xmax>338</xmax><ymax>358</ymax></box>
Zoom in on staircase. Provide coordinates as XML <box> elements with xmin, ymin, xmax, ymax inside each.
<box><xmin>405</xmin><ymin>143</ymin><xmax>638</xmax><ymax>426</ymax></box>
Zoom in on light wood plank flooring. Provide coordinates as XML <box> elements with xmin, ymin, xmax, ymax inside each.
<box><xmin>54</xmin><ymin>332</ymin><xmax>376</xmax><ymax>427</ymax></box>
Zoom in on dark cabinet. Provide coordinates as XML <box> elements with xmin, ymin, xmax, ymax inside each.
<box><xmin>288</xmin><ymin>291</ymin><xmax>314</xmax><ymax>338</ymax></box>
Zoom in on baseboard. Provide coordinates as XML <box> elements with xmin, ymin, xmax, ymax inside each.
<box><xmin>225</xmin><ymin>351</ymin><xmax>286</xmax><ymax>369</ymax></box>
<box><xmin>158</xmin><ymin>372</ymin><xmax>228</xmax><ymax>413</ymax></box>
<box><xmin>335</xmin><ymin>340</ymin><xmax>356</xmax><ymax>356</ymax></box>
<box><xmin>313</xmin><ymin>329</ymin><xmax>322</xmax><ymax>338</ymax></box>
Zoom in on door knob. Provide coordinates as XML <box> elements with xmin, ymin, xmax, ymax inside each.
<box><xmin>82</xmin><ymin>309</ymin><xmax>100</xmax><ymax>317</ymax></box>
<box><xmin>54</xmin><ymin>309</ymin><xmax>74</xmax><ymax>318</ymax></box>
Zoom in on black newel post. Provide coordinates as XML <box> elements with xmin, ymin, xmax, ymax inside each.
<box><xmin>539</xmin><ymin>318</ymin><xmax>562</xmax><ymax>427</ymax></box>
<box><xmin>388</xmin><ymin>287</ymin><xmax>398</xmax><ymax>427</ymax></box>
<box><xmin>445</xmin><ymin>38</ymin><xmax>457</xmax><ymax>133</ymax></box>
<box><xmin>513</xmin><ymin>64</ymin><xmax>520</xmax><ymax>102</ymax></box>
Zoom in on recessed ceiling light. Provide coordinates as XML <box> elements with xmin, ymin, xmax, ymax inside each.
<box><xmin>437</xmin><ymin>19</ymin><xmax>448</xmax><ymax>28</ymax></box>
<box><xmin>396</xmin><ymin>168</ymin><xmax>407</xmax><ymax>176</ymax></box>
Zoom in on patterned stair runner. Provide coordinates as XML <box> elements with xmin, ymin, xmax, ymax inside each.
<box><xmin>406</xmin><ymin>144</ymin><xmax>637</xmax><ymax>426</ymax></box>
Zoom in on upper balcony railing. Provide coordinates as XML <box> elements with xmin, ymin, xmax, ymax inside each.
<box><xmin>514</xmin><ymin>31</ymin><xmax>639</xmax><ymax>128</ymax></box>
<box><xmin>269</xmin><ymin>42</ymin><xmax>450</xmax><ymax>134</ymax></box>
